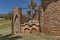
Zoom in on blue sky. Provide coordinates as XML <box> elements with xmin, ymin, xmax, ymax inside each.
<box><xmin>0</xmin><ymin>0</ymin><xmax>41</xmax><ymax>14</ymax></box>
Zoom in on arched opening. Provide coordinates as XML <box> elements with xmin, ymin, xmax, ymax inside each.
<box><xmin>41</xmin><ymin>0</ymin><xmax>58</xmax><ymax>11</ymax></box>
<box><xmin>31</xmin><ymin>28</ymin><xmax>37</xmax><ymax>33</ymax></box>
<box><xmin>24</xmin><ymin>28</ymin><xmax>30</xmax><ymax>33</ymax></box>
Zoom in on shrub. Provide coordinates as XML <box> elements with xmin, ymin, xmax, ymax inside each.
<box><xmin>4</xmin><ymin>12</ymin><xmax>12</xmax><ymax>20</ymax></box>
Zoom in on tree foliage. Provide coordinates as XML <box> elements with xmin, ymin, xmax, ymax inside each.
<box><xmin>4</xmin><ymin>12</ymin><xmax>12</xmax><ymax>20</ymax></box>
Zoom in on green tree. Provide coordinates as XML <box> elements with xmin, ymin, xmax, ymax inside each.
<box><xmin>4</xmin><ymin>12</ymin><xmax>12</xmax><ymax>20</ymax></box>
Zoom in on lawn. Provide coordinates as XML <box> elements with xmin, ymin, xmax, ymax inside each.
<box><xmin>0</xmin><ymin>18</ymin><xmax>60</xmax><ymax>40</ymax></box>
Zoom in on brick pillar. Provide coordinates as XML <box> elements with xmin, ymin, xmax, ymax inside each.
<box><xmin>38</xmin><ymin>6</ymin><xmax>42</xmax><ymax>32</ymax></box>
<box><xmin>40</xmin><ymin>7</ymin><xmax>44</xmax><ymax>33</ymax></box>
<box><xmin>12</xmin><ymin>6</ymin><xmax>22</xmax><ymax>34</ymax></box>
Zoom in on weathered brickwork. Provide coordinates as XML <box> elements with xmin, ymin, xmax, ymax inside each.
<box><xmin>12</xmin><ymin>0</ymin><xmax>60</xmax><ymax>36</ymax></box>
<box><xmin>41</xmin><ymin>0</ymin><xmax>60</xmax><ymax>35</ymax></box>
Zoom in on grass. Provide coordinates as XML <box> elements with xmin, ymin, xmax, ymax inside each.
<box><xmin>23</xmin><ymin>33</ymin><xmax>59</xmax><ymax>40</ymax></box>
<box><xmin>0</xmin><ymin>18</ymin><xmax>60</xmax><ymax>40</ymax></box>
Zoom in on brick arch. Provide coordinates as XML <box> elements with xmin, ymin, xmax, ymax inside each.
<box><xmin>41</xmin><ymin>0</ymin><xmax>59</xmax><ymax>11</ymax></box>
<box><xmin>24</xmin><ymin>28</ymin><xmax>30</xmax><ymax>33</ymax></box>
<box><xmin>31</xmin><ymin>28</ymin><xmax>37</xmax><ymax>33</ymax></box>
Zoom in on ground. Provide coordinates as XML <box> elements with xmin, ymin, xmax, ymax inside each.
<box><xmin>0</xmin><ymin>18</ymin><xmax>60</xmax><ymax>40</ymax></box>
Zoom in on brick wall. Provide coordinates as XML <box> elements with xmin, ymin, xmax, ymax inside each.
<box><xmin>41</xmin><ymin>0</ymin><xmax>60</xmax><ymax>35</ymax></box>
